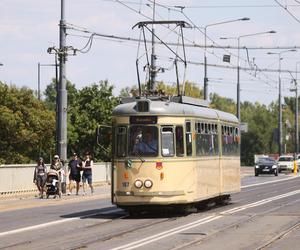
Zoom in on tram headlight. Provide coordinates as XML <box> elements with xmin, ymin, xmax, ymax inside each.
<box><xmin>134</xmin><ymin>179</ymin><xmax>143</xmax><ymax>189</ymax></box>
<box><xmin>144</xmin><ymin>179</ymin><xmax>153</xmax><ymax>188</ymax></box>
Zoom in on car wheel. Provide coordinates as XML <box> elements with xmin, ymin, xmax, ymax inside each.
<box><xmin>255</xmin><ymin>171</ymin><xmax>259</xmax><ymax>177</ymax></box>
<box><xmin>274</xmin><ymin>170</ymin><xmax>278</xmax><ymax>176</ymax></box>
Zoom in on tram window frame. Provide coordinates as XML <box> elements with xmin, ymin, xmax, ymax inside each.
<box><xmin>128</xmin><ymin>125</ymin><xmax>158</xmax><ymax>157</ymax></box>
<box><xmin>161</xmin><ymin>126</ymin><xmax>175</xmax><ymax>157</ymax></box>
<box><xmin>116</xmin><ymin>126</ymin><xmax>127</xmax><ymax>157</ymax></box>
<box><xmin>195</xmin><ymin>122</ymin><xmax>219</xmax><ymax>156</ymax></box>
<box><xmin>176</xmin><ymin>126</ymin><xmax>184</xmax><ymax>157</ymax></box>
<box><xmin>185</xmin><ymin>121</ymin><xmax>193</xmax><ymax>156</ymax></box>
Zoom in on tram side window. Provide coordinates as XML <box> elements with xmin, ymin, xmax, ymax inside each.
<box><xmin>195</xmin><ymin>122</ymin><xmax>218</xmax><ymax>156</ymax></box>
<box><xmin>233</xmin><ymin>127</ymin><xmax>240</xmax><ymax>155</ymax></box>
<box><xmin>185</xmin><ymin>121</ymin><xmax>193</xmax><ymax>156</ymax></box>
<box><xmin>222</xmin><ymin>125</ymin><xmax>239</xmax><ymax>156</ymax></box>
<box><xmin>161</xmin><ymin>127</ymin><xmax>174</xmax><ymax>157</ymax></box>
<box><xmin>176</xmin><ymin>126</ymin><xmax>184</xmax><ymax>156</ymax></box>
<box><xmin>116</xmin><ymin>126</ymin><xmax>127</xmax><ymax>157</ymax></box>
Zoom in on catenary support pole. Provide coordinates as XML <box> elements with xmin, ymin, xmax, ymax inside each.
<box><xmin>57</xmin><ymin>0</ymin><xmax>68</xmax><ymax>162</ymax></box>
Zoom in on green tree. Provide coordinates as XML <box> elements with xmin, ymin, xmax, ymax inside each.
<box><xmin>0</xmin><ymin>82</ymin><xmax>55</xmax><ymax>164</ymax></box>
<box><xmin>68</xmin><ymin>80</ymin><xmax>119</xmax><ymax>161</ymax></box>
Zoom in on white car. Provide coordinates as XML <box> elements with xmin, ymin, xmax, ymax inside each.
<box><xmin>297</xmin><ymin>154</ymin><xmax>300</xmax><ymax>167</ymax></box>
<box><xmin>277</xmin><ymin>155</ymin><xmax>294</xmax><ymax>173</ymax></box>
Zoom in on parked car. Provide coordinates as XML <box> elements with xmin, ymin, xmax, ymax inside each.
<box><xmin>297</xmin><ymin>154</ymin><xmax>300</xmax><ymax>167</ymax></box>
<box><xmin>277</xmin><ymin>155</ymin><xmax>294</xmax><ymax>173</ymax></box>
<box><xmin>255</xmin><ymin>157</ymin><xmax>278</xmax><ymax>176</ymax></box>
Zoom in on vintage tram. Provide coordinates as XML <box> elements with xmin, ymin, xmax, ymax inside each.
<box><xmin>108</xmin><ymin>95</ymin><xmax>240</xmax><ymax>213</ymax></box>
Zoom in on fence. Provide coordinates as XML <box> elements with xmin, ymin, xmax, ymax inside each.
<box><xmin>0</xmin><ymin>162</ymin><xmax>111</xmax><ymax>195</ymax></box>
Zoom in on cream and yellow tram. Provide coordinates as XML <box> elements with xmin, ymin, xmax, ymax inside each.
<box><xmin>111</xmin><ymin>95</ymin><xmax>240</xmax><ymax>212</ymax></box>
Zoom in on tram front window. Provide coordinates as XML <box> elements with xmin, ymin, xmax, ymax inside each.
<box><xmin>129</xmin><ymin>126</ymin><xmax>158</xmax><ymax>156</ymax></box>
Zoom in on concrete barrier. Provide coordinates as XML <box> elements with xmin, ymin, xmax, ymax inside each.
<box><xmin>0</xmin><ymin>162</ymin><xmax>111</xmax><ymax>195</ymax></box>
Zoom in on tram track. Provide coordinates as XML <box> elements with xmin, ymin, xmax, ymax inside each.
<box><xmin>0</xmin><ymin>210</ymin><xmax>180</xmax><ymax>250</ymax></box>
<box><xmin>71</xmin><ymin>216</ymin><xmax>179</xmax><ymax>249</ymax></box>
<box><xmin>162</xmin><ymin>196</ymin><xmax>300</xmax><ymax>250</ymax></box>
<box><xmin>255</xmin><ymin>222</ymin><xmax>300</xmax><ymax>250</ymax></box>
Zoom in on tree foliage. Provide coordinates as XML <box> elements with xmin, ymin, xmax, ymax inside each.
<box><xmin>1</xmin><ymin>78</ymin><xmax>298</xmax><ymax>165</ymax></box>
<box><xmin>0</xmin><ymin>82</ymin><xmax>55</xmax><ymax>164</ymax></box>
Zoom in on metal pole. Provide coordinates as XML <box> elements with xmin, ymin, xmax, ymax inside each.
<box><xmin>296</xmin><ymin>80</ymin><xmax>298</xmax><ymax>154</ymax></box>
<box><xmin>296</xmin><ymin>63</ymin><xmax>299</xmax><ymax>155</ymax></box>
<box><xmin>279</xmin><ymin>54</ymin><xmax>282</xmax><ymax>156</ymax></box>
<box><xmin>237</xmin><ymin>38</ymin><xmax>240</xmax><ymax>121</ymax></box>
<box><xmin>55</xmin><ymin>53</ymin><xmax>59</xmax><ymax>155</ymax></box>
<box><xmin>150</xmin><ymin>0</ymin><xmax>156</xmax><ymax>91</ymax></box>
<box><xmin>204</xmin><ymin>27</ymin><xmax>208</xmax><ymax>100</ymax></box>
<box><xmin>38</xmin><ymin>63</ymin><xmax>41</xmax><ymax>100</ymax></box>
<box><xmin>57</xmin><ymin>0</ymin><xmax>68</xmax><ymax>162</ymax></box>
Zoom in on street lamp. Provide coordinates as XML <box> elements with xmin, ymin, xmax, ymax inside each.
<box><xmin>221</xmin><ymin>30</ymin><xmax>276</xmax><ymax>121</ymax></box>
<box><xmin>38</xmin><ymin>62</ymin><xmax>58</xmax><ymax>100</ymax></box>
<box><xmin>203</xmin><ymin>17</ymin><xmax>250</xmax><ymax>100</ymax></box>
<box><xmin>267</xmin><ymin>49</ymin><xmax>297</xmax><ymax>156</ymax></box>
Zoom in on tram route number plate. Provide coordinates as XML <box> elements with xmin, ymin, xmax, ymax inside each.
<box><xmin>122</xmin><ymin>182</ymin><xmax>129</xmax><ymax>188</ymax></box>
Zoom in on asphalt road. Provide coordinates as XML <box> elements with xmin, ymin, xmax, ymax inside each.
<box><xmin>0</xmin><ymin>170</ymin><xmax>300</xmax><ymax>250</ymax></box>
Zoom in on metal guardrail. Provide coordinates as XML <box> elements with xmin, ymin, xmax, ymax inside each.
<box><xmin>0</xmin><ymin>162</ymin><xmax>111</xmax><ymax>195</ymax></box>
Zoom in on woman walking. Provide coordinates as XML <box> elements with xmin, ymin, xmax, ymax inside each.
<box><xmin>33</xmin><ymin>157</ymin><xmax>47</xmax><ymax>198</ymax></box>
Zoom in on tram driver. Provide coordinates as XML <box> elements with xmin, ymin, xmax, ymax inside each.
<box><xmin>133</xmin><ymin>129</ymin><xmax>158</xmax><ymax>155</ymax></box>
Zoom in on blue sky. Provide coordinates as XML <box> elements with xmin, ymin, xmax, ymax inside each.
<box><xmin>1</xmin><ymin>0</ymin><xmax>300</xmax><ymax>105</ymax></box>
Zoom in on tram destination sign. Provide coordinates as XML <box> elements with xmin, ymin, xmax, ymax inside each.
<box><xmin>130</xmin><ymin>116</ymin><xmax>157</xmax><ymax>124</ymax></box>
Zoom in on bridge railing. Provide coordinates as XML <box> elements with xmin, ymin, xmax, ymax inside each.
<box><xmin>0</xmin><ymin>162</ymin><xmax>111</xmax><ymax>195</ymax></box>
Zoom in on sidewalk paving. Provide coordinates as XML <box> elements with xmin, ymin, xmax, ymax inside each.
<box><xmin>0</xmin><ymin>183</ymin><xmax>111</xmax><ymax>213</ymax></box>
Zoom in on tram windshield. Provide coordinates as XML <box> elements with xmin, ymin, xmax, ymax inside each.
<box><xmin>129</xmin><ymin>126</ymin><xmax>158</xmax><ymax>156</ymax></box>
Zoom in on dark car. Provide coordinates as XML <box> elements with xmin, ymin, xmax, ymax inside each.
<box><xmin>255</xmin><ymin>157</ymin><xmax>278</xmax><ymax>176</ymax></box>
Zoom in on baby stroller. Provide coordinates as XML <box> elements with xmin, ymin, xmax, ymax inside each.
<box><xmin>46</xmin><ymin>169</ymin><xmax>61</xmax><ymax>198</ymax></box>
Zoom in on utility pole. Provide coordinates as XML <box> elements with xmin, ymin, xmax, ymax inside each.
<box><xmin>57</xmin><ymin>0</ymin><xmax>68</xmax><ymax>162</ymax></box>
<box><xmin>267</xmin><ymin>49</ymin><xmax>296</xmax><ymax>156</ymax></box>
<box><xmin>295</xmin><ymin>62</ymin><xmax>300</xmax><ymax>155</ymax></box>
<box><xmin>38</xmin><ymin>63</ymin><xmax>41</xmax><ymax>100</ymax></box>
<box><xmin>295</xmin><ymin>79</ymin><xmax>298</xmax><ymax>154</ymax></box>
<box><xmin>279</xmin><ymin>56</ymin><xmax>282</xmax><ymax>156</ymax></box>
<box><xmin>150</xmin><ymin>0</ymin><xmax>156</xmax><ymax>91</ymax></box>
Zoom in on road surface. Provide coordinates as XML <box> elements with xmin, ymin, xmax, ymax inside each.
<box><xmin>0</xmin><ymin>170</ymin><xmax>299</xmax><ymax>250</ymax></box>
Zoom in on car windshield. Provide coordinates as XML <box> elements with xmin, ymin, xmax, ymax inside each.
<box><xmin>258</xmin><ymin>158</ymin><xmax>276</xmax><ymax>164</ymax></box>
<box><xmin>278</xmin><ymin>157</ymin><xmax>293</xmax><ymax>162</ymax></box>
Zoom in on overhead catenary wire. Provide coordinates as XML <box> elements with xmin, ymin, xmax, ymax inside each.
<box><xmin>71</xmin><ymin>0</ymin><xmax>297</xmax><ymax>96</ymax></box>
<box><xmin>100</xmin><ymin>0</ymin><xmax>300</xmax><ymax>9</ymax></box>
<box><xmin>274</xmin><ymin>0</ymin><xmax>300</xmax><ymax>23</ymax></box>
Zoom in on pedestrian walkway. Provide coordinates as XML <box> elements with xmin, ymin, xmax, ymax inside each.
<box><xmin>0</xmin><ymin>184</ymin><xmax>110</xmax><ymax>213</ymax></box>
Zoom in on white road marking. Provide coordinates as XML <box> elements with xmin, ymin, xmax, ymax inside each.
<box><xmin>110</xmin><ymin>189</ymin><xmax>300</xmax><ymax>250</ymax></box>
<box><xmin>242</xmin><ymin>175</ymin><xmax>299</xmax><ymax>188</ymax></box>
<box><xmin>0</xmin><ymin>176</ymin><xmax>298</xmax><ymax>239</ymax></box>
<box><xmin>0</xmin><ymin>208</ymin><xmax>121</xmax><ymax>237</ymax></box>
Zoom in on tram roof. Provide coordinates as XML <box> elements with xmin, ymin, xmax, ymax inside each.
<box><xmin>113</xmin><ymin>97</ymin><xmax>238</xmax><ymax>123</ymax></box>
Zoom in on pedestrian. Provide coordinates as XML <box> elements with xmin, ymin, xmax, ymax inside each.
<box><xmin>51</xmin><ymin>155</ymin><xmax>62</xmax><ymax>171</ymax></box>
<box><xmin>50</xmin><ymin>154</ymin><xmax>63</xmax><ymax>192</ymax></box>
<box><xmin>33</xmin><ymin>157</ymin><xmax>47</xmax><ymax>198</ymax></box>
<box><xmin>82</xmin><ymin>153</ymin><xmax>94</xmax><ymax>195</ymax></box>
<box><xmin>67</xmin><ymin>153</ymin><xmax>82</xmax><ymax>195</ymax></box>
